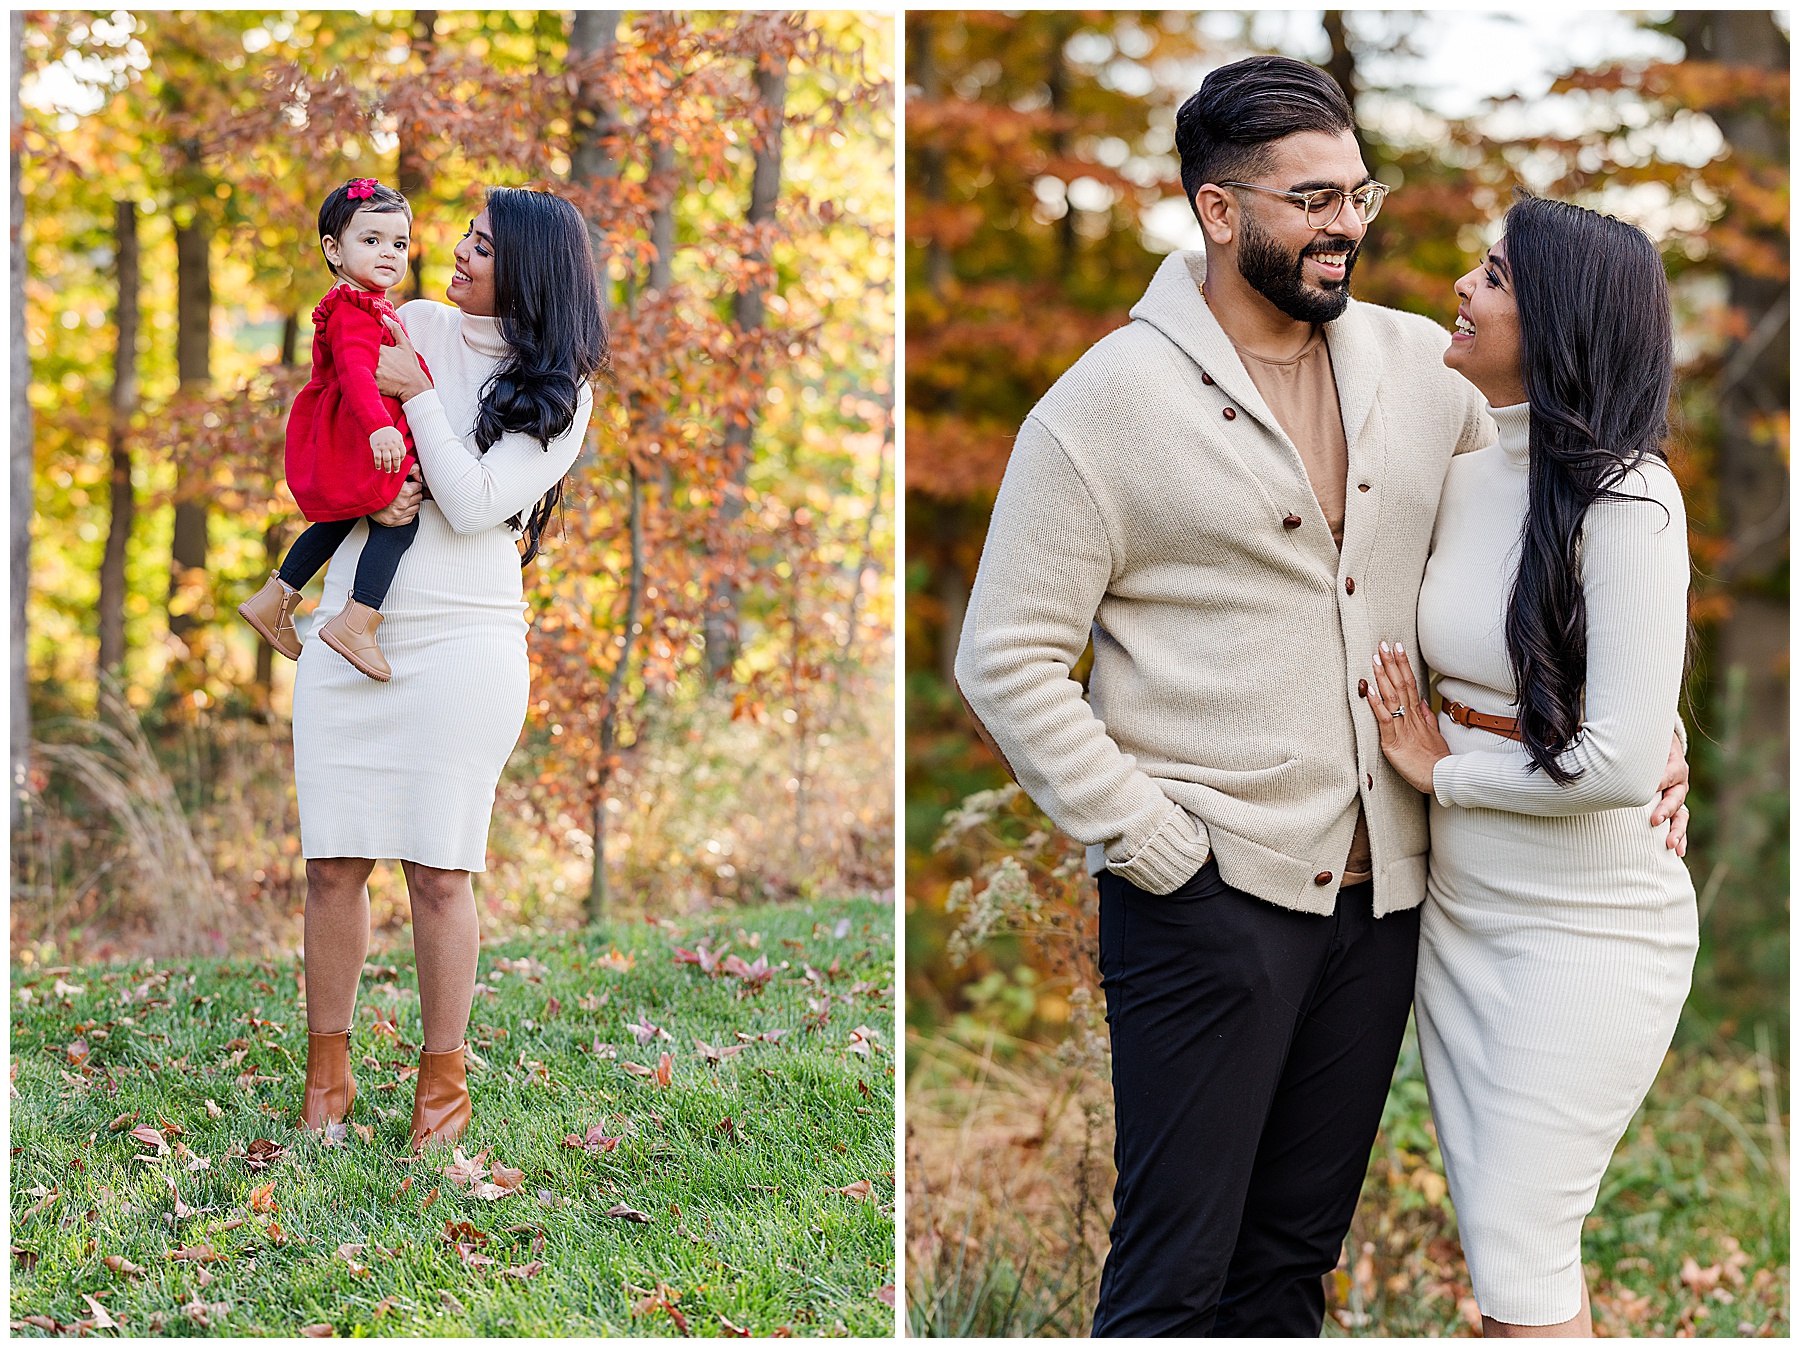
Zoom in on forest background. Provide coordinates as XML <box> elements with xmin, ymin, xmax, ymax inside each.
<box><xmin>13</xmin><ymin>8</ymin><xmax>896</xmax><ymax>962</ymax></box>
<box><xmin>905</xmin><ymin>10</ymin><xmax>1787</xmax><ymax>1337</ymax></box>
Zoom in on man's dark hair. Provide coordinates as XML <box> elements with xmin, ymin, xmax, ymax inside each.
<box><xmin>1175</xmin><ymin>56</ymin><xmax>1355</xmax><ymax>222</ymax></box>
<box><xmin>317</xmin><ymin>179</ymin><xmax>413</xmax><ymax>276</ymax></box>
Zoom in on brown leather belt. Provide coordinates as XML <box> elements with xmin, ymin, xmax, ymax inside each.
<box><xmin>1443</xmin><ymin>699</ymin><xmax>1523</xmax><ymax>742</ymax></box>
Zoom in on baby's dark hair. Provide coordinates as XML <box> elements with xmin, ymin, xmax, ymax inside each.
<box><xmin>318</xmin><ymin>179</ymin><xmax>412</xmax><ymax>276</ymax></box>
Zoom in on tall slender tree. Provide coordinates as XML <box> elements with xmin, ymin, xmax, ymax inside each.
<box><xmin>11</xmin><ymin>11</ymin><xmax>33</xmax><ymax>828</ymax></box>
<box><xmin>703</xmin><ymin>38</ymin><xmax>787</xmax><ymax>678</ymax></box>
<box><xmin>167</xmin><ymin>150</ymin><xmax>213</xmax><ymax>662</ymax></box>
<box><xmin>97</xmin><ymin>199</ymin><xmax>139</xmax><ymax>676</ymax></box>
<box><xmin>396</xmin><ymin>9</ymin><xmax>437</xmax><ymax>303</ymax></box>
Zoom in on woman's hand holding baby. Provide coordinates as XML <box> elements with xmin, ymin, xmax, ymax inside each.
<box><xmin>370</xmin><ymin>425</ymin><xmax>407</xmax><ymax>473</ymax></box>
<box><xmin>376</xmin><ymin>316</ymin><xmax>434</xmax><ymax>402</ymax></box>
<box><xmin>370</xmin><ymin>464</ymin><xmax>424</xmax><ymax>527</ymax></box>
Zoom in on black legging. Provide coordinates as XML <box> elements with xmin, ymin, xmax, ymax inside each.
<box><xmin>276</xmin><ymin>515</ymin><xmax>419</xmax><ymax>610</ymax></box>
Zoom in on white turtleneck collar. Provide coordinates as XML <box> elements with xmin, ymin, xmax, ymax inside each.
<box><xmin>459</xmin><ymin>311</ymin><xmax>509</xmax><ymax>360</ymax></box>
<box><xmin>1490</xmin><ymin>401</ymin><xmax>1531</xmax><ymax>465</ymax></box>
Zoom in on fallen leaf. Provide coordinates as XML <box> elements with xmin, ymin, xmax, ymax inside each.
<box><xmin>470</xmin><ymin>1182</ymin><xmax>512</xmax><ymax>1201</ymax></box>
<box><xmin>834</xmin><ymin>1180</ymin><xmax>874</xmax><ymax>1202</ymax></box>
<box><xmin>80</xmin><ymin>1294</ymin><xmax>119</xmax><ymax>1331</ymax></box>
<box><xmin>65</xmin><ymin>1039</ymin><xmax>91</xmax><ymax>1066</ymax></box>
<box><xmin>107</xmin><ymin>1111</ymin><xmax>140</xmax><ymax>1133</ymax></box>
<box><xmin>22</xmin><ymin>1315</ymin><xmax>60</xmax><ymax>1332</ymax></box>
<box><xmin>504</xmin><ymin>1260</ymin><xmax>545</xmax><ymax>1280</ymax></box>
<box><xmin>395</xmin><ymin>1176</ymin><xmax>413</xmax><ymax>1201</ymax></box>
<box><xmin>247</xmin><ymin>1181</ymin><xmax>277</xmax><ymax>1214</ymax></box>
<box><xmin>442</xmin><ymin>1220</ymin><xmax>487</xmax><ymax>1245</ymax></box>
<box><xmin>420</xmin><ymin>1187</ymin><xmax>438</xmax><ymax>1210</ymax></box>
<box><xmin>596</xmin><ymin>949</ymin><xmax>635</xmax><ymax>973</ymax></box>
<box><xmin>299</xmin><ymin>1324</ymin><xmax>335</xmax><ymax>1337</ymax></box>
<box><xmin>655</xmin><ymin>1052</ymin><xmax>673</xmax><ymax>1087</ymax></box>
<box><xmin>846</xmin><ymin>1026</ymin><xmax>879</xmax><ymax>1058</ymax></box>
<box><xmin>352</xmin><ymin>1123</ymin><xmax>373</xmax><ymax>1145</ymax></box>
<box><xmin>489</xmin><ymin>1163</ymin><xmax>525</xmax><ymax>1193</ymax></box>
<box><xmin>128</xmin><ymin>1125</ymin><xmax>168</xmax><ymax>1153</ymax></box>
<box><xmin>719</xmin><ymin>1313</ymin><xmax>752</xmax><ymax>1336</ymax></box>
<box><xmin>243</xmin><ymin>1139</ymin><xmax>285</xmax><ymax>1170</ymax></box>
<box><xmin>12</xmin><ymin>1245</ymin><xmax>38</xmax><ymax>1272</ymax></box>
<box><xmin>157</xmin><ymin>1114</ymin><xmax>185</xmax><ymax>1137</ymax></box>
<box><xmin>722</xmin><ymin>954</ymin><xmax>774</xmax><ymax>992</ymax></box>
<box><xmin>168</xmin><ymin>1244</ymin><xmax>223</xmax><ymax>1263</ymax></box>
<box><xmin>545</xmin><ymin>997</ymin><xmax>561</xmax><ymax>1018</ymax></box>
<box><xmin>606</xmin><ymin>1203</ymin><xmax>652</xmax><ymax>1223</ymax></box>
<box><xmin>214</xmin><ymin>1219</ymin><xmax>246</xmax><ymax>1233</ymax></box>
<box><xmin>442</xmin><ymin>1146</ymin><xmax>491</xmax><ymax>1187</ymax></box>
<box><xmin>694</xmin><ymin>1038</ymin><xmax>745</xmax><ymax>1064</ymax></box>
<box><xmin>372</xmin><ymin>1297</ymin><xmax>399</xmax><ymax>1318</ymax></box>
<box><xmin>102</xmin><ymin>1254</ymin><xmax>144</xmax><ymax>1277</ymax></box>
<box><xmin>457</xmin><ymin>1243</ymin><xmax>495</xmax><ymax>1268</ymax></box>
<box><xmin>54</xmin><ymin>979</ymin><xmax>85</xmax><ymax>998</ymax></box>
<box><xmin>625</xmin><ymin>1016</ymin><xmax>670</xmax><ymax>1045</ymax></box>
<box><xmin>875</xmin><ymin>1284</ymin><xmax>895</xmax><ymax>1307</ymax></box>
<box><xmin>439</xmin><ymin>1292</ymin><xmax>464</xmax><ymax>1313</ymax></box>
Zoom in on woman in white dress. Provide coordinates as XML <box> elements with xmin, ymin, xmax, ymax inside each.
<box><xmin>1365</xmin><ymin>195</ymin><xmax>1696</xmax><ymax>1336</ymax></box>
<box><xmin>293</xmin><ymin>188</ymin><xmax>605</xmax><ymax>1150</ymax></box>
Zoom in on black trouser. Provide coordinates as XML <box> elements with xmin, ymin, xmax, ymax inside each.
<box><xmin>1090</xmin><ymin>859</ymin><xmax>1419</xmax><ymax>1338</ymax></box>
<box><xmin>277</xmin><ymin>515</ymin><xmax>418</xmax><ymax>611</ymax></box>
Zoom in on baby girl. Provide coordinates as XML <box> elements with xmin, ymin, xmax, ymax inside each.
<box><xmin>238</xmin><ymin>177</ymin><xmax>429</xmax><ymax>682</ymax></box>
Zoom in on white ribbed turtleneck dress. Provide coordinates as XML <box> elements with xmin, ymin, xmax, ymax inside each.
<box><xmin>292</xmin><ymin>300</ymin><xmax>591</xmax><ymax>872</ymax></box>
<box><xmin>1413</xmin><ymin>402</ymin><xmax>1697</xmax><ymax>1325</ymax></box>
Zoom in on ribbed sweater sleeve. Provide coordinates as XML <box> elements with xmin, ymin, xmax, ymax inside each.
<box><xmin>954</xmin><ymin>415</ymin><xmax>1212</xmax><ymax>895</ymax></box>
<box><xmin>1432</xmin><ymin>464</ymin><xmax>1688</xmax><ymax>815</ymax></box>
<box><xmin>402</xmin><ymin>384</ymin><xmax>593</xmax><ymax>535</ymax></box>
<box><xmin>327</xmin><ymin>304</ymin><xmax>397</xmax><ymax>440</ymax></box>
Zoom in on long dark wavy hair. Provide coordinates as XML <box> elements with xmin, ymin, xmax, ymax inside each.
<box><xmin>1502</xmin><ymin>192</ymin><xmax>1675</xmax><ymax>782</ymax></box>
<box><xmin>476</xmin><ymin>187</ymin><xmax>609</xmax><ymax>565</ymax></box>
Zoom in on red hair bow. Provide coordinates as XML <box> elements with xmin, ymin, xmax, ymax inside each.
<box><xmin>347</xmin><ymin>178</ymin><xmax>378</xmax><ymax>200</ymax></box>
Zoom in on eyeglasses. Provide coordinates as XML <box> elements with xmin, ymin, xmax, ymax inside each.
<box><xmin>1218</xmin><ymin>180</ymin><xmax>1390</xmax><ymax>230</ymax></box>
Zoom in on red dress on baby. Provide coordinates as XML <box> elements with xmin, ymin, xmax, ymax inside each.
<box><xmin>285</xmin><ymin>285</ymin><xmax>429</xmax><ymax>521</ymax></box>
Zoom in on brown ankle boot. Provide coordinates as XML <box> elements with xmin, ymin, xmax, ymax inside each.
<box><xmin>300</xmin><ymin>1029</ymin><xmax>357</xmax><ymax>1131</ymax></box>
<box><xmin>238</xmin><ymin>571</ymin><xmax>304</xmax><ymax>661</ymax></box>
<box><xmin>409</xmin><ymin>1045</ymin><xmax>471</xmax><ymax>1152</ymax></box>
<box><xmin>318</xmin><ymin>600</ymin><xmax>392</xmax><ymax>682</ymax></box>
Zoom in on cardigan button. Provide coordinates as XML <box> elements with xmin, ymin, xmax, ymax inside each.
<box><xmin>1222</xmin><ymin>407</ymin><xmax>1237</xmax><ymax>421</ymax></box>
<box><xmin>1344</xmin><ymin>577</ymin><xmax>1356</xmax><ymax>595</ymax></box>
<box><xmin>1358</xmin><ymin>678</ymin><xmax>1369</xmax><ymax>698</ymax></box>
<box><xmin>1358</xmin><ymin>483</ymin><xmax>1371</xmax><ymax>492</ymax></box>
<box><xmin>1283</xmin><ymin>514</ymin><xmax>1302</xmax><ymax>529</ymax></box>
<box><xmin>1314</xmin><ymin>871</ymin><xmax>1333</xmax><ymax>886</ymax></box>
<box><xmin>1367</xmin><ymin>773</ymin><xmax>1374</xmax><ymax>788</ymax></box>
<box><xmin>1201</xmin><ymin>372</ymin><xmax>1214</xmax><ymax>385</ymax></box>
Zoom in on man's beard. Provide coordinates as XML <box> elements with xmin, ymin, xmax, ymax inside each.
<box><xmin>1237</xmin><ymin>212</ymin><xmax>1360</xmax><ymax>324</ymax></box>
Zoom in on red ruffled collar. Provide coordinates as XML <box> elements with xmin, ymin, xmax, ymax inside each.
<box><xmin>312</xmin><ymin>283</ymin><xmax>395</xmax><ymax>329</ymax></box>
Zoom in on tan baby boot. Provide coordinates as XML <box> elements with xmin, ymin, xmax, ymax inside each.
<box><xmin>318</xmin><ymin>600</ymin><xmax>392</xmax><ymax>682</ymax></box>
<box><xmin>238</xmin><ymin>571</ymin><xmax>304</xmax><ymax>661</ymax></box>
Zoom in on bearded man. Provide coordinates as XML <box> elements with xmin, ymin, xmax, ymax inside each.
<box><xmin>952</xmin><ymin>54</ymin><xmax>1691</xmax><ymax>1337</ymax></box>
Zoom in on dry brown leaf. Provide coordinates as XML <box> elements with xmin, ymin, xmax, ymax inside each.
<box><xmin>204</xmin><ymin>1099</ymin><xmax>223</xmax><ymax>1119</ymax></box>
<box><xmin>107</xmin><ymin>1111</ymin><xmax>139</xmax><ymax>1133</ymax></box>
<box><xmin>168</xmin><ymin>1244</ymin><xmax>223</xmax><ymax>1263</ymax></box>
<box><xmin>875</xmin><ymin>1284</ymin><xmax>896</xmax><ymax>1307</ymax></box>
<box><xmin>503</xmin><ymin>1260</ymin><xmax>545</xmax><ymax>1280</ymax></box>
<box><xmin>298</xmin><ymin>1324</ymin><xmax>335</xmax><ymax>1337</ymax></box>
<box><xmin>127</xmin><ymin>1125</ymin><xmax>168</xmax><ymax>1153</ymax></box>
<box><xmin>247</xmin><ymin>1181</ymin><xmax>277</xmax><ymax>1214</ymax></box>
<box><xmin>80</xmin><ymin>1294</ymin><xmax>119</xmax><ymax>1331</ymax></box>
<box><xmin>489</xmin><ymin>1163</ymin><xmax>525</xmax><ymax>1193</ymax></box>
<box><xmin>619</xmin><ymin>1061</ymin><xmax>655</xmax><ymax>1078</ymax></box>
<box><xmin>834</xmin><ymin>1180</ymin><xmax>874</xmax><ymax>1202</ymax></box>
<box><xmin>655</xmin><ymin>1052</ymin><xmax>673</xmax><ymax>1087</ymax></box>
<box><xmin>606</xmin><ymin>1203</ymin><xmax>652</xmax><ymax>1223</ymax></box>
<box><xmin>718</xmin><ymin>1313</ymin><xmax>753</xmax><ymax>1336</ymax></box>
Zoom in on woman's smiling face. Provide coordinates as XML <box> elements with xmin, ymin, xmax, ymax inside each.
<box><xmin>1444</xmin><ymin>235</ymin><xmax>1527</xmax><ymax>406</ymax></box>
<box><xmin>448</xmin><ymin>209</ymin><xmax>498</xmax><ymax>316</ymax></box>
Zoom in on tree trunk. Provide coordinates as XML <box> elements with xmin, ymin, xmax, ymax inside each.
<box><xmin>588</xmin><ymin>462</ymin><xmax>645</xmax><ymax>923</ymax></box>
<box><xmin>254</xmin><ymin>312</ymin><xmax>300</xmax><ymax>710</ymax></box>
<box><xmin>909</xmin><ymin>16</ymin><xmax>953</xmax><ymax>299</ymax></box>
<box><xmin>168</xmin><ymin>206</ymin><xmax>212</xmax><ymax>653</ymax></box>
<box><xmin>647</xmin><ymin>139</ymin><xmax>675</xmax><ymax>293</ymax></box>
<box><xmin>704</xmin><ymin>49</ymin><xmax>786</xmax><ymax>679</ymax></box>
<box><xmin>396</xmin><ymin>9</ymin><xmax>437</xmax><ymax>303</ymax></box>
<box><xmin>1672</xmin><ymin>10</ymin><xmax>1789</xmax><ymax>767</ymax></box>
<box><xmin>1322</xmin><ymin>12</ymin><xmax>1378</xmax><ymax>263</ymax></box>
<box><xmin>567</xmin><ymin>10</ymin><xmax>621</xmax><ymax>315</ymax></box>
<box><xmin>98</xmin><ymin>199</ymin><xmax>139</xmax><ymax>677</ymax></box>
<box><xmin>12</xmin><ymin>11</ymin><xmax>33</xmax><ymax>829</ymax></box>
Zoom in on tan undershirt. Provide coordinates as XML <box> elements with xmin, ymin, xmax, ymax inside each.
<box><xmin>1236</xmin><ymin>328</ymin><xmax>1372</xmax><ymax>885</ymax></box>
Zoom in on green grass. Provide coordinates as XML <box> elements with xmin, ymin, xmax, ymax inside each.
<box><xmin>10</xmin><ymin>897</ymin><xmax>896</xmax><ymax>1337</ymax></box>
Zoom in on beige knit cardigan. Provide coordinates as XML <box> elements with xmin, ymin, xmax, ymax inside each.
<box><xmin>955</xmin><ymin>250</ymin><xmax>1492</xmax><ymax>916</ymax></box>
